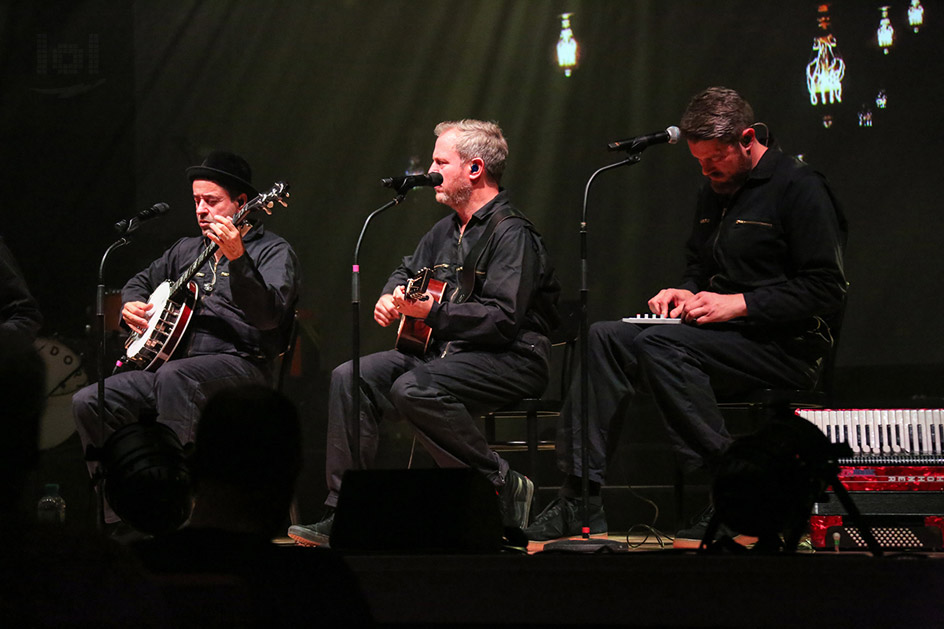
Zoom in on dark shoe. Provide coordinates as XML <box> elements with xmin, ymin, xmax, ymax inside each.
<box><xmin>498</xmin><ymin>470</ymin><xmax>534</xmax><ymax>529</ymax></box>
<box><xmin>523</xmin><ymin>496</ymin><xmax>607</xmax><ymax>541</ymax></box>
<box><xmin>288</xmin><ymin>509</ymin><xmax>334</xmax><ymax>547</ymax></box>
<box><xmin>673</xmin><ymin>505</ymin><xmax>757</xmax><ymax>549</ymax></box>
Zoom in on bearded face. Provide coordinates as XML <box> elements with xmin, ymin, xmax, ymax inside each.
<box><xmin>428</xmin><ymin>130</ymin><xmax>474</xmax><ymax>210</ymax></box>
<box><xmin>688</xmin><ymin>138</ymin><xmax>753</xmax><ymax>196</ymax></box>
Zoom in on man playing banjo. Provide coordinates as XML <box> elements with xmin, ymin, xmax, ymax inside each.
<box><xmin>72</xmin><ymin>151</ymin><xmax>299</xmax><ymax>529</ymax></box>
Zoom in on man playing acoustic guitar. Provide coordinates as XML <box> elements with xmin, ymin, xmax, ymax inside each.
<box><xmin>73</xmin><ymin>151</ymin><xmax>299</xmax><ymax>530</ymax></box>
<box><xmin>289</xmin><ymin>120</ymin><xmax>560</xmax><ymax>546</ymax></box>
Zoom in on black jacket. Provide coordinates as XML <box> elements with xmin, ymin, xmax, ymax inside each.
<box><xmin>679</xmin><ymin>149</ymin><xmax>847</xmax><ymax>337</ymax></box>
<box><xmin>122</xmin><ymin>223</ymin><xmax>299</xmax><ymax>362</ymax></box>
<box><xmin>383</xmin><ymin>190</ymin><xmax>560</xmax><ymax>353</ymax></box>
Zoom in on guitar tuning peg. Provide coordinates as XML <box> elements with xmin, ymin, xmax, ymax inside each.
<box><xmin>278</xmin><ymin>199</ymin><xmax>288</xmax><ymax>207</ymax></box>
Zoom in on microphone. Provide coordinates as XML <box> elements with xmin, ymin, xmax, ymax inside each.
<box><xmin>380</xmin><ymin>172</ymin><xmax>443</xmax><ymax>192</ymax></box>
<box><xmin>607</xmin><ymin>126</ymin><xmax>681</xmax><ymax>152</ymax></box>
<box><xmin>114</xmin><ymin>202</ymin><xmax>170</xmax><ymax>234</ymax></box>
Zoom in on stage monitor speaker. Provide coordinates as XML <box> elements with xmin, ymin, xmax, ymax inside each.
<box><xmin>330</xmin><ymin>468</ymin><xmax>503</xmax><ymax>553</ymax></box>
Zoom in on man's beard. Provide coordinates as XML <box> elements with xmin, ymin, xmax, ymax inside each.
<box><xmin>707</xmin><ymin>153</ymin><xmax>752</xmax><ymax>195</ymax></box>
<box><xmin>708</xmin><ymin>175</ymin><xmax>746</xmax><ymax>196</ymax></box>
<box><xmin>436</xmin><ymin>181</ymin><xmax>472</xmax><ymax>208</ymax></box>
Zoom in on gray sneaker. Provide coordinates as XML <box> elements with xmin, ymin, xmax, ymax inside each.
<box><xmin>498</xmin><ymin>470</ymin><xmax>534</xmax><ymax>529</ymax></box>
<box><xmin>287</xmin><ymin>509</ymin><xmax>334</xmax><ymax>547</ymax></box>
<box><xmin>523</xmin><ymin>496</ymin><xmax>607</xmax><ymax>541</ymax></box>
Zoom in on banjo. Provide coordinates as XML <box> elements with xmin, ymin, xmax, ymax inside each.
<box><xmin>119</xmin><ymin>181</ymin><xmax>290</xmax><ymax>372</ymax></box>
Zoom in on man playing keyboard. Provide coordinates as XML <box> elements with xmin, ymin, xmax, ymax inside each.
<box><xmin>524</xmin><ymin>87</ymin><xmax>847</xmax><ymax>547</ymax></box>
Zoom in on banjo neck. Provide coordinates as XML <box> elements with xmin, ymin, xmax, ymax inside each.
<box><xmin>170</xmin><ymin>240</ymin><xmax>220</xmax><ymax>299</ymax></box>
<box><xmin>167</xmin><ymin>183</ymin><xmax>282</xmax><ymax>298</ymax></box>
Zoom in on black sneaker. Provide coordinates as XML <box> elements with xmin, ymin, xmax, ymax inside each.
<box><xmin>673</xmin><ymin>505</ymin><xmax>757</xmax><ymax>549</ymax></box>
<box><xmin>523</xmin><ymin>496</ymin><xmax>608</xmax><ymax>541</ymax></box>
<box><xmin>498</xmin><ymin>470</ymin><xmax>534</xmax><ymax>529</ymax></box>
<box><xmin>287</xmin><ymin>509</ymin><xmax>335</xmax><ymax>547</ymax></box>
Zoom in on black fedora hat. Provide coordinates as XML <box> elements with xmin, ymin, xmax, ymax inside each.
<box><xmin>186</xmin><ymin>150</ymin><xmax>258</xmax><ymax>199</ymax></box>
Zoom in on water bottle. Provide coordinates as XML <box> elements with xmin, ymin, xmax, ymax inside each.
<box><xmin>36</xmin><ymin>483</ymin><xmax>67</xmax><ymax>525</ymax></box>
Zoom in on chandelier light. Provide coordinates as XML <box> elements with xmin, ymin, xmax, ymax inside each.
<box><xmin>806</xmin><ymin>4</ymin><xmax>846</xmax><ymax>108</ymax></box>
<box><xmin>875</xmin><ymin>89</ymin><xmax>888</xmax><ymax>109</ymax></box>
<box><xmin>908</xmin><ymin>0</ymin><xmax>925</xmax><ymax>33</ymax></box>
<box><xmin>877</xmin><ymin>6</ymin><xmax>895</xmax><ymax>54</ymax></box>
<box><xmin>556</xmin><ymin>12</ymin><xmax>579</xmax><ymax>77</ymax></box>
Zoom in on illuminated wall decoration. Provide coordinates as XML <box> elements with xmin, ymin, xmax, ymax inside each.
<box><xmin>556</xmin><ymin>12</ymin><xmax>579</xmax><ymax>77</ymax></box>
<box><xmin>800</xmin><ymin>1</ymin><xmax>937</xmax><ymax>131</ymax></box>
<box><xmin>806</xmin><ymin>4</ymin><xmax>846</xmax><ymax>107</ymax></box>
<box><xmin>877</xmin><ymin>6</ymin><xmax>895</xmax><ymax>54</ymax></box>
<box><xmin>875</xmin><ymin>89</ymin><xmax>888</xmax><ymax>109</ymax></box>
<box><xmin>908</xmin><ymin>0</ymin><xmax>925</xmax><ymax>32</ymax></box>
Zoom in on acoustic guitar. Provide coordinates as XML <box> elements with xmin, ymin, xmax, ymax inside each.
<box><xmin>395</xmin><ymin>267</ymin><xmax>445</xmax><ymax>356</ymax></box>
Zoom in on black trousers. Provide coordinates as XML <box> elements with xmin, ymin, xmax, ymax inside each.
<box><xmin>73</xmin><ymin>354</ymin><xmax>269</xmax><ymax>521</ymax></box>
<box><xmin>324</xmin><ymin>337</ymin><xmax>549</xmax><ymax>508</ymax></box>
<box><xmin>556</xmin><ymin>320</ymin><xmax>819</xmax><ymax>485</ymax></box>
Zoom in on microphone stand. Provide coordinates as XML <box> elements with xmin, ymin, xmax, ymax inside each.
<box><xmin>544</xmin><ymin>153</ymin><xmax>642</xmax><ymax>553</ymax></box>
<box><xmin>350</xmin><ymin>186</ymin><xmax>412</xmax><ymax>469</ymax></box>
<box><xmin>90</xmin><ymin>230</ymin><xmax>133</xmax><ymax>531</ymax></box>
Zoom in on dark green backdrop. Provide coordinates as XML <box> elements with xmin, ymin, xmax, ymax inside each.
<box><xmin>3</xmin><ymin>0</ymin><xmax>943</xmax><ymax>524</ymax></box>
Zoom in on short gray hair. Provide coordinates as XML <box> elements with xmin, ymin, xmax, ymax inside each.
<box><xmin>434</xmin><ymin>119</ymin><xmax>508</xmax><ymax>183</ymax></box>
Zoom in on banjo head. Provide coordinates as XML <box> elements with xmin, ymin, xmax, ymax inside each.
<box><xmin>125</xmin><ymin>281</ymin><xmax>173</xmax><ymax>359</ymax></box>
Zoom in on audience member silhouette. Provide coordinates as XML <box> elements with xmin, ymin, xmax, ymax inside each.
<box><xmin>0</xmin><ymin>328</ymin><xmax>169</xmax><ymax>627</ymax></box>
<box><xmin>0</xmin><ymin>328</ymin><xmax>45</xmax><ymax>525</ymax></box>
<box><xmin>0</xmin><ymin>236</ymin><xmax>43</xmax><ymax>340</ymax></box>
<box><xmin>133</xmin><ymin>385</ymin><xmax>374</xmax><ymax>626</ymax></box>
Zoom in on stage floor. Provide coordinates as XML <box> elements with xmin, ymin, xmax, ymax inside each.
<box><xmin>275</xmin><ymin>533</ymin><xmax>944</xmax><ymax>626</ymax></box>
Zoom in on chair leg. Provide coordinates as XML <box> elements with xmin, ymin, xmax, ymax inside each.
<box><xmin>526</xmin><ymin>411</ymin><xmax>539</xmax><ymax>479</ymax></box>
<box><xmin>674</xmin><ymin>463</ymin><xmax>686</xmax><ymax>531</ymax></box>
<box><xmin>289</xmin><ymin>495</ymin><xmax>301</xmax><ymax>526</ymax></box>
<box><xmin>526</xmin><ymin>410</ymin><xmax>540</xmax><ymax>514</ymax></box>
<box><xmin>485</xmin><ymin>414</ymin><xmax>497</xmax><ymax>444</ymax></box>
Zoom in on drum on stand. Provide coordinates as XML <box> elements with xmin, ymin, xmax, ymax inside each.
<box><xmin>34</xmin><ymin>337</ymin><xmax>88</xmax><ymax>450</ymax></box>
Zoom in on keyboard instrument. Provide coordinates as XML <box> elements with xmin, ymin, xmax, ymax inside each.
<box><xmin>796</xmin><ymin>408</ymin><xmax>944</xmax><ymax>550</ymax></box>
